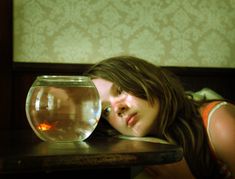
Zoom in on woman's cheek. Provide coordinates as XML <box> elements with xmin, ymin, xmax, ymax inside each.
<box><xmin>108</xmin><ymin>116</ymin><xmax>122</xmax><ymax>130</ymax></box>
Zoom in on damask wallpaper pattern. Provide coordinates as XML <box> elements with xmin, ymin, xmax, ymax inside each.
<box><xmin>14</xmin><ymin>0</ymin><xmax>235</xmax><ymax>67</ymax></box>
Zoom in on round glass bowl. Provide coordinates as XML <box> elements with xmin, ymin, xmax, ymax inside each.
<box><xmin>25</xmin><ymin>75</ymin><xmax>101</xmax><ymax>142</ymax></box>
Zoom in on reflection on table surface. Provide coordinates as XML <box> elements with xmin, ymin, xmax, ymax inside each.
<box><xmin>0</xmin><ymin>130</ymin><xmax>183</xmax><ymax>174</ymax></box>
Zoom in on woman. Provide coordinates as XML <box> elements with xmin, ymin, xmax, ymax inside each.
<box><xmin>85</xmin><ymin>56</ymin><xmax>235</xmax><ymax>178</ymax></box>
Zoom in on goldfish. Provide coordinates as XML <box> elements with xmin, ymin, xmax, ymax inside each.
<box><xmin>37</xmin><ymin>123</ymin><xmax>52</xmax><ymax>131</ymax></box>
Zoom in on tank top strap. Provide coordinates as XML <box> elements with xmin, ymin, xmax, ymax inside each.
<box><xmin>201</xmin><ymin>101</ymin><xmax>223</xmax><ymax>128</ymax></box>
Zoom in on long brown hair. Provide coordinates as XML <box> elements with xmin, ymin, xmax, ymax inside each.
<box><xmin>85</xmin><ymin>56</ymin><xmax>222</xmax><ymax>178</ymax></box>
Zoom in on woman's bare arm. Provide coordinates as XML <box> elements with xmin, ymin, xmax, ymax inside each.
<box><xmin>210</xmin><ymin>103</ymin><xmax>235</xmax><ymax>178</ymax></box>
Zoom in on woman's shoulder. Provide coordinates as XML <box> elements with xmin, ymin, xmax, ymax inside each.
<box><xmin>207</xmin><ymin>101</ymin><xmax>235</xmax><ymax>177</ymax></box>
<box><xmin>209</xmin><ymin>101</ymin><xmax>235</xmax><ymax>149</ymax></box>
<box><xmin>200</xmin><ymin>100</ymin><xmax>235</xmax><ymax>145</ymax></box>
<box><xmin>201</xmin><ymin>101</ymin><xmax>235</xmax><ymax>125</ymax></box>
<box><xmin>199</xmin><ymin>100</ymin><xmax>230</xmax><ymax>128</ymax></box>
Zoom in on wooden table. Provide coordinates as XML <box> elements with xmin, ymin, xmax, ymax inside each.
<box><xmin>0</xmin><ymin>130</ymin><xmax>183</xmax><ymax>178</ymax></box>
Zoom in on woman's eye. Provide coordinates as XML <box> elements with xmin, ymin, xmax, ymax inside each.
<box><xmin>102</xmin><ymin>106</ymin><xmax>111</xmax><ymax>118</ymax></box>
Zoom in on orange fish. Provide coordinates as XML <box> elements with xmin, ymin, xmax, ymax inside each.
<box><xmin>37</xmin><ymin>123</ymin><xmax>52</xmax><ymax>131</ymax></box>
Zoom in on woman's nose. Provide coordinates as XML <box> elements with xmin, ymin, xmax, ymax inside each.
<box><xmin>111</xmin><ymin>100</ymin><xmax>128</xmax><ymax>117</ymax></box>
<box><xmin>110</xmin><ymin>95</ymin><xmax>128</xmax><ymax>117</ymax></box>
<box><xmin>115</xmin><ymin>105</ymin><xmax>127</xmax><ymax>117</ymax></box>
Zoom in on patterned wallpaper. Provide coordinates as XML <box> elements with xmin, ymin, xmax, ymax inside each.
<box><xmin>14</xmin><ymin>0</ymin><xmax>235</xmax><ymax>67</ymax></box>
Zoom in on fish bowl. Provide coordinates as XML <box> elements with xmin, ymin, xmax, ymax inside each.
<box><xmin>25</xmin><ymin>75</ymin><xmax>101</xmax><ymax>142</ymax></box>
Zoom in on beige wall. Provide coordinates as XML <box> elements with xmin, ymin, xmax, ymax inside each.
<box><xmin>14</xmin><ymin>0</ymin><xmax>235</xmax><ymax>67</ymax></box>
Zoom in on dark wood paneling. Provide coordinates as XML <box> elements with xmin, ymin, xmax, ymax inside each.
<box><xmin>168</xmin><ymin>67</ymin><xmax>235</xmax><ymax>101</ymax></box>
<box><xmin>0</xmin><ymin>0</ymin><xmax>13</xmax><ymax>130</ymax></box>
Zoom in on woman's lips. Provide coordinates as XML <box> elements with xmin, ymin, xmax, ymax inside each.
<box><xmin>126</xmin><ymin>113</ymin><xmax>137</xmax><ymax>127</ymax></box>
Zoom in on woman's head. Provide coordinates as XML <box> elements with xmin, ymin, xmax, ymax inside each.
<box><xmin>92</xmin><ymin>78</ymin><xmax>160</xmax><ymax>136</ymax></box>
<box><xmin>85</xmin><ymin>56</ymin><xmax>187</xmax><ymax>138</ymax></box>
<box><xmin>85</xmin><ymin>56</ymin><xmax>221</xmax><ymax>177</ymax></box>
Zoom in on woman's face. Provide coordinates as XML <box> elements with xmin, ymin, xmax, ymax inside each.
<box><xmin>92</xmin><ymin>78</ymin><xmax>160</xmax><ymax>137</ymax></box>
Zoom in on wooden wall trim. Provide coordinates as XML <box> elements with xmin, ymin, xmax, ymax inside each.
<box><xmin>12</xmin><ymin>62</ymin><xmax>91</xmax><ymax>74</ymax></box>
<box><xmin>12</xmin><ymin>62</ymin><xmax>235</xmax><ymax>76</ymax></box>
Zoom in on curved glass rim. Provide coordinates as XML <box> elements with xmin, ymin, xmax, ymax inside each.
<box><xmin>34</xmin><ymin>75</ymin><xmax>94</xmax><ymax>87</ymax></box>
<box><xmin>37</xmin><ymin>75</ymin><xmax>90</xmax><ymax>79</ymax></box>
